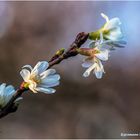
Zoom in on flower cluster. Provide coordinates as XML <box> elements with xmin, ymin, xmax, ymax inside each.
<box><xmin>78</xmin><ymin>13</ymin><xmax>126</xmax><ymax>79</ymax></box>
<box><xmin>0</xmin><ymin>61</ymin><xmax>60</xmax><ymax>109</ymax></box>
<box><xmin>20</xmin><ymin>61</ymin><xmax>60</xmax><ymax>94</ymax></box>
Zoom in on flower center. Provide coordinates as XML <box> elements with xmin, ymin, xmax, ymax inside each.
<box><xmin>30</xmin><ymin>75</ymin><xmax>41</xmax><ymax>84</ymax></box>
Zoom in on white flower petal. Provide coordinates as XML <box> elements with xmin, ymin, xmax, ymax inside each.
<box><xmin>5</xmin><ymin>85</ymin><xmax>15</xmax><ymax>96</ymax></box>
<box><xmin>22</xmin><ymin>65</ymin><xmax>33</xmax><ymax>71</ymax></box>
<box><xmin>83</xmin><ymin>71</ymin><xmax>90</xmax><ymax>77</ymax></box>
<box><xmin>0</xmin><ymin>84</ymin><xmax>17</xmax><ymax>108</ymax></box>
<box><xmin>4</xmin><ymin>85</ymin><xmax>16</xmax><ymax>104</ymax></box>
<box><xmin>94</xmin><ymin>70</ymin><xmax>103</xmax><ymax>79</ymax></box>
<box><xmin>0</xmin><ymin>83</ymin><xmax>6</xmax><ymax>96</ymax></box>
<box><xmin>98</xmin><ymin>60</ymin><xmax>105</xmax><ymax>72</ymax></box>
<box><xmin>31</xmin><ymin>61</ymin><xmax>49</xmax><ymax>75</ymax></box>
<box><xmin>40</xmin><ymin>69</ymin><xmax>56</xmax><ymax>79</ymax></box>
<box><xmin>43</xmin><ymin>74</ymin><xmax>60</xmax><ymax>81</ymax></box>
<box><xmin>94</xmin><ymin>61</ymin><xmax>104</xmax><ymax>79</ymax></box>
<box><xmin>104</xmin><ymin>18</ymin><xmax>121</xmax><ymax>30</ymax></box>
<box><xmin>14</xmin><ymin>97</ymin><xmax>23</xmax><ymax>103</ymax></box>
<box><xmin>36</xmin><ymin>87</ymin><xmax>56</xmax><ymax>94</ymax></box>
<box><xmin>110</xmin><ymin>27</ymin><xmax>122</xmax><ymax>35</ymax></box>
<box><xmin>82</xmin><ymin>61</ymin><xmax>93</xmax><ymax>68</ymax></box>
<box><xmin>14</xmin><ymin>97</ymin><xmax>23</xmax><ymax>106</ymax></box>
<box><xmin>20</xmin><ymin>69</ymin><xmax>30</xmax><ymax>82</ymax></box>
<box><xmin>83</xmin><ymin>63</ymin><xmax>97</xmax><ymax>77</ymax></box>
<box><xmin>105</xmin><ymin>34</ymin><xmax>121</xmax><ymax>41</ymax></box>
<box><xmin>108</xmin><ymin>28</ymin><xmax>123</xmax><ymax>41</ymax></box>
<box><xmin>95</xmin><ymin>49</ymin><xmax>109</xmax><ymax>61</ymax></box>
<box><xmin>29</xmin><ymin>83</ymin><xmax>37</xmax><ymax>93</ymax></box>
<box><xmin>99</xmin><ymin>31</ymin><xmax>104</xmax><ymax>44</ymax></box>
<box><xmin>39</xmin><ymin>81</ymin><xmax>60</xmax><ymax>88</ymax></box>
<box><xmin>41</xmin><ymin>74</ymin><xmax>60</xmax><ymax>86</ymax></box>
<box><xmin>101</xmin><ymin>13</ymin><xmax>109</xmax><ymax>22</ymax></box>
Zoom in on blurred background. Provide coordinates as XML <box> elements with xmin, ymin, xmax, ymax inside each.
<box><xmin>0</xmin><ymin>1</ymin><xmax>139</xmax><ymax>139</ymax></box>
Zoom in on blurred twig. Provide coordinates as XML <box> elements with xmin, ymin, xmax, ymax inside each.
<box><xmin>0</xmin><ymin>32</ymin><xmax>89</xmax><ymax>119</ymax></box>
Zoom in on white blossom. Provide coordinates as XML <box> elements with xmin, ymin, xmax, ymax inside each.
<box><xmin>89</xmin><ymin>13</ymin><xmax>126</xmax><ymax>49</ymax></box>
<box><xmin>82</xmin><ymin>47</ymin><xmax>109</xmax><ymax>79</ymax></box>
<box><xmin>0</xmin><ymin>83</ymin><xmax>21</xmax><ymax>109</ymax></box>
<box><xmin>20</xmin><ymin>61</ymin><xmax>60</xmax><ymax>94</ymax></box>
<box><xmin>101</xmin><ymin>13</ymin><xmax>123</xmax><ymax>41</ymax></box>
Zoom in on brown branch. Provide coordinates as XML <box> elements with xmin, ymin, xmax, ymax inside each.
<box><xmin>49</xmin><ymin>32</ymin><xmax>89</xmax><ymax>68</ymax></box>
<box><xmin>0</xmin><ymin>32</ymin><xmax>89</xmax><ymax>119</ymax></box>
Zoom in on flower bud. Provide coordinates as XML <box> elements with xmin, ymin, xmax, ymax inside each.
<box><xmin>77</xmin><ymin>48</ymin><xmax>99</xmax><ymax>57</ymax></box>
<box><xmin>56</xmin><ymin>48</ymin><xmax>65</xmax><ymax>56</ymax></box>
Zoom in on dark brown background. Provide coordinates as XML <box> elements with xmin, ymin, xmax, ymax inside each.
<box><xmin>0</xmin><ymin>1</ymin><xmax>139</xmax><ymax>139</ymax></box>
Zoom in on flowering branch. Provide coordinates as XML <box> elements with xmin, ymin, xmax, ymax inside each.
<box><xmin>0</xmin><ymin>13</ymin><xmax>126</xmax><ymax>119</ymax></box>
<box><xmin>0</xmin><ymin>32</ymin><xmax>89</xmax><ymax>119</ymax></box>
<box><xmin>0</xmin><ymin>88</ymin><xmax>27</xmax><ymax>119</ymax></box>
